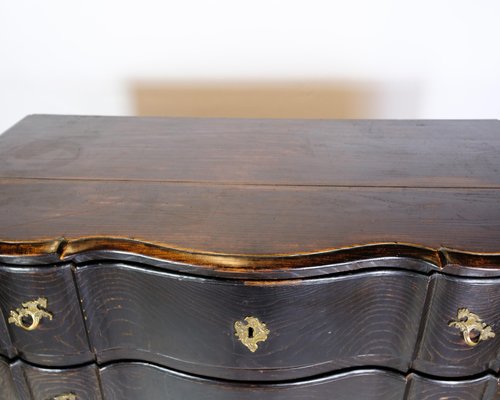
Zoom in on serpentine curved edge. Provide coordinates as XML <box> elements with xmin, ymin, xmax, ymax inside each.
<box><xmin>0</xmin><ymin>237</ymin><xmax>499</xmax><ymax>278</ymax></box>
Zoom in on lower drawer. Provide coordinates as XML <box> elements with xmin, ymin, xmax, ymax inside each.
<box><xmin>2</xmin><ymin>359</ymin><xmax>499</xmax><ymax>400</ymax></box>
<box><xmin>102</xmin><ymin>364</ymin><xmax>406</xmax><ymax>400</ymax></box>
<box><xmin>101</xmin><ymin>364</ymin><xmax>500</xmax><ymax>400</ymax></box>
<box><xmin>2</xmin><ymin>359</ymin><xmax>102</xmax><ymax>400</ymax></box>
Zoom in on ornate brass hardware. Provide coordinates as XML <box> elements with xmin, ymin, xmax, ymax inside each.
<box><xmin>8</xmin><ymin>297</ymin><xmax>53</xmax><ymax>331</ymax></box>
<box><xmin>449</xmin><ymin>308</ymin><xmax>495</xmax><ymax>347</ymax></box>
<box><xmin>234</xmin><ymin>316</ymin><xmax>269</xmax><ymax>352</ymax></box>
<box><xmin>53</xmin><ymin>394</ymin><xmax>76</xmax><ymax>400</ymax></box>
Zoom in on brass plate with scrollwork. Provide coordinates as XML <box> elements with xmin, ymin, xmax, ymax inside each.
<box><xmin>448</xmin><ymin>308</ymin><xmax>495</xmax><ymax>347</ymax></box>
<box><xmin>234</xmin><ymin>316</ymin><xmax>270</xmax><ymax>352</ymax></box>
<box><xmin>8</xmin><ymin>297</ymin><xmax>53</xmax><ymax>331</ymax></box>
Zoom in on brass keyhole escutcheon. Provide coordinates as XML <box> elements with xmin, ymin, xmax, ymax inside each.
<box><xmin>8</xmin><ymin>297</ymin><xmax>53</xmax><ymax>331</ymax></box>
<box><xmin>234</xmin><ymin>316</ymin><xmax>269</xmax><ymax>352</ymax></box>
<box><xmin>53</xmin><ymin>394</ymin><xmax>76</xmax><ymax>400</ymax></box>
<box><xmin>449</xmin><ymin>308</ymin><xmax>495</xmax><ymax>347</ymax></box>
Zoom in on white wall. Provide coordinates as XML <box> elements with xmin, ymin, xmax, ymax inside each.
<box><xmin>1</xmin><ymin>0</ymin><xmax>499</xmax><ymax>132</ymax></box>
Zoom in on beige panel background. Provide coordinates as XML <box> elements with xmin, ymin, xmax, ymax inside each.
<box><xmin>133</xmin><ymin>82</ymin><xmax>383</xmax><ymax>119</ymax></box>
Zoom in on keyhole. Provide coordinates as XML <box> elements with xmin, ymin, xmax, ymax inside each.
<box><xmin>248</xmin><ymin>327</ymin><xmax>254</xmax><ymax>338</ymax></box>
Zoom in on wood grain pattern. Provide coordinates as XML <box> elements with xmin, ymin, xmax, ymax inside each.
<box><xmin>3</xmin><ymin>358</ymin><xmax>499</xmax><ymax>400</ymax></box>
<box><xmin>0</xmin><ymin>358</ymin><xmax>18</xmax><ymax>400</ymax></box>
<box><xmin>0</xmin><ymin>239</ymin><xmax>62</xmax><ymax>265</ymax></box>
<box><xmin>1</xmin><ymin>116</ymin><xmax>499</xmax><ymax>187</ymax></box>
<box><xmin>406</xmin><ymin>373</ymin><xmax>499</xmax><ymax>400</ymax></box>
<box><xmin>0</xmin><ymin>305</ymin><xmax>15</xmax><ymax>359</ymax></box>
<box><xmin>17</xmin><ymin>362</ymin><xmax>102</xmax><ymax>400</ymax></box>
<box><xmin>1</xmin><ymin>116</ymin><xmax>500</xmax><ymax>263</ymax></box>
<box><xmin>0</xmin><ymin>264</ymin><xmax>93</xmax><ymax>366</ymax></box>
<box><xmin>1</xmin><ymin>115</ymin><xmax>500</xmax><ymax>398</ymax></box>
<box><xmin>100</xmin><ymin>363</ymin><xmax>407</xmax><ymax>400</ymax></box>
<box><xmin>2</xmin><ymin>180</ymin><xmax>500</xmax><ymax>257</ymax></box>
<box><xmin>414</xmin><ymin>274</ymin><xmax>500</xmax><ymax>376</ymax></box>
<box><xmin>77</xmin><ymin>263</ymin><xmax>428</xmax><ymax>380</ymax></box>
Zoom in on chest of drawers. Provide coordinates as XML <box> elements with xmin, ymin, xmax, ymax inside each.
<box><xmin>0</xmin><ymin>115</ymin><xmax>499</xmax><ymax>399</ymax></box>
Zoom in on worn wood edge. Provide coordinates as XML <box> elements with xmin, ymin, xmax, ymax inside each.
<box><xmin>4</xmin><ymin>356</ymin><xmax>500</xmax><ymax>383</ymax></box>
<box><xmin>441</xmin><ymin>248</ymin><xmax>500</xmax><ymax>275</ymax></box>
<box><xmin>99</xmin><ymin>362</ymin><xmax>408</xmax><ymax>388</ymax></box>
<box><xmin>0</xmin><ymin>239</ymin><xmax>63</xmax><ymax>265</ymax></box>
<box><xmin>3</xmin><ymin>354</ymin><xmax>500</xmax><ymax>387</ymax></box>
<box><xmin>99</xmin><ymin>361</ymin><xmax>500</xmax><ymax>386</ymax></box>
<box><xmin>1</xmin><ymin>237</ymin><xmax>500</xmax><ymax>277</ymax></box>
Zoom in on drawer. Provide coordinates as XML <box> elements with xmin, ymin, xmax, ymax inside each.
<box><xmin>406</xmin><ymin>373</ymin><xmax>499</xmax><ymax>400</ymax></box>
<box><xmin>0</xmin><ymin>308</ymin><xmax>15</xmax><ymax>358</ymax></box>
<box><xmin>100</xmin><ymin>362</ymin><xmax>500</xmax><ymax>400</ymax></box>
<box><xmin>0</xmin><ymin>263</ymin><xmax>93</xmax><ymax>366</ymax></box>
<box><xmin>415</xmin><ymin>274</ymin><xmax>500</xmax><ymax>376</ymax></box>
<box><xmin>76</xmin><ymin>263</ymin><xmax>428</xmax><ymax>380</ymax></box>
<box><xmin>8</xmin><ymin>360</ymin><xmax>102</xmax><ymax>400</ymax></box>
<box><xmin>3</xmin><ymin>359</ymin><xmax>499</xmax><ymax>400</ymax></box>
<box><xmin>0</xmin><ymin>357</ymin><xmax>17</xmax><ymax>400</ymax></box>
<box><xmin>101</xmin><ymin>363</ymin><xmax>407</xmax><ymax>400</ymax></box>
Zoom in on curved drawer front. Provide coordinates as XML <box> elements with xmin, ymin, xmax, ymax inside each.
<box><xmin>101</xmin><ymin>364</ymin><xmax>406</xmax><ymax>400</ymax></box>
<box><xmin>2</xmin><ymin>359</ymin><xmax>499</xmax><ymax>400</ymax></box>
<box><xmin>100</xmin><ymin>363</ymin><xmax>500</xmax><ymax>400</ymax></box>
<box><xmin>415</xmin><ymin>274</ymin><xmax>500</xmax><ymax>376</ymax></box>
<box><xmin>406</xmin><ymin>373</ymin><xmax>499</xmax><ymax>400</ymax></box>
<box><xmin>0</xmin><ymin>358</ymin><xmax>17</xmax><ymax>400</ymax></box>
<box><xmin>0</xmin><ymin>264</ymin><xmax>93</xmax><ymax>366</ymax></box>
<box><xmin>76</xmin><ymin>263</ymin><xmax>428</xmax><ymax>380</ymax></box>
<box><xmin>10</xmin><ymin>362</ymin><xmax>102</xmax><ymax>400</ymax></box>
<box><xmin>0</xmin><ymin>309</ymin><xmax>14</xmax><ymax>358</ymax></box>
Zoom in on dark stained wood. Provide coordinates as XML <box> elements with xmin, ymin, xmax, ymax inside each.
<box><xmin>4</xmin><ymin>358</ymin><xmax>500</xmax><ymax>400</ymax></box>
<box><xmin>1</xmin><ymin>115</ymin><xmax>500</xmax><ymax>398</ymax></box>
<box><xmin>13</xmin><ymin>362</ymin><xmax>102</xmax><ymax>400</ymax></box>
<box><xmin>100</xmin><ymin>363</ymin><xmax>407</xmax><ymax>400</ymax></box>
<box><xmin>1</xmin><ymin>116</ymin><xmax>500</xmax><ymax>264</ymax></box>
<box><xmin>1</xmin><ymin>180</ymin><xmax>500</xmax><ymax>259</ymax></box>
<box><xmin>0</xmin><ymin>306</ymin><xmax>15</xmax><ymax>359</ymax></box>
<box><xmin>442</xmin><ymin>249</ymin><xmax>500</xmax><ymax>276</ymax></box>
<box><xmin>65</xmin><ymin>242</ymin><xmax>439</xmax><ymax>279</ymax></box>
<box><xmin>0</xmin><ymin>263</ymin><xmax>93</xmax><ymax>366</ymax></box>
<box><xmin>414</xmin><ymin>274</ymin><xmax>500</xmax><ymax>376</ymax></box>
<box><xmin>77</xmin><ymin>263</ymin><xmax>428</xmax><ymax>380</ymax></box>
<box><xmin>0</xmin><ymin>358</ymin><xmax>18</xmax><ymax>400</ymax></box>
<box><xmin>1</xmin><ymin>115</ymin><xmax>500</xmax><ymax>188</ymax></box>
<box><xmin>0</xmin><ymin>239</ymin><xmax>62</xmax><ymax>265</ymax></box>
<box><xmin>406</xmin><ymin>373</ymin><xmax>499</xmax><ymax>400</ymax></box>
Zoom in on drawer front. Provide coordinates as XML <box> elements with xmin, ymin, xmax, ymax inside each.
<box><xmin>0</xmin><ymin>264</ymin><xmax>93</xmax><ymax>366</ymax></box>
<box><xmin>406</xmin><ymin>373</ymin><xmax>499</xmax><ymax>400</ymax></box>
<box><xmin>0</xmin><ymin>358</ymin><xmax>17</xmax><ymax>400</ymax></box>
<box><xmin>2</xmin><ymin>360</ymin><xmax>499</xmax><ymax>400</ymax></box>
<box><xmin>77</xmin><ymin>263</ymin><xmax>428</xmax><ymax>380</ymax></box>
<box><xmin>415</xmin><ymin>275</ymin><xmax>500</xmax><ymax>376</ymax></box>
<box><xmin>10</xmin><ymin>362</ymin><xmax>102</xmax><ymax>400</ymax></box>
<box><xmin>101</xmin><ymin>363</ymin><xmax>406</xmax><ymax>400</ymax></box>
<box><xmin>0</xmin><ymin>309</ymin><xmax>15</xmax><ymax>358</ymax></box>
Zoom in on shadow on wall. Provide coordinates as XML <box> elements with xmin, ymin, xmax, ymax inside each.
<box><xmin>130</xmin><ymin>81</ymin><xmax>421</xmax><ymax>119</ymax></box>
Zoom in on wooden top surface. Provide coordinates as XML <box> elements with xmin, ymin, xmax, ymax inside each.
<box><xmin>1</xmin><ymin>115</ymin><xmax>500</xmax><ymax>258</ymax></box>
<box><xmin>1</xmin><ymin>115</ymin><xmax>500</xmax><ymax>187</ymax></box>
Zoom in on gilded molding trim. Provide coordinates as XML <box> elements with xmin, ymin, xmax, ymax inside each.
<box><xmin>0</xmin><ymin>237</ymin><xmax>500</xmax><ymax>277</ymax></box>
